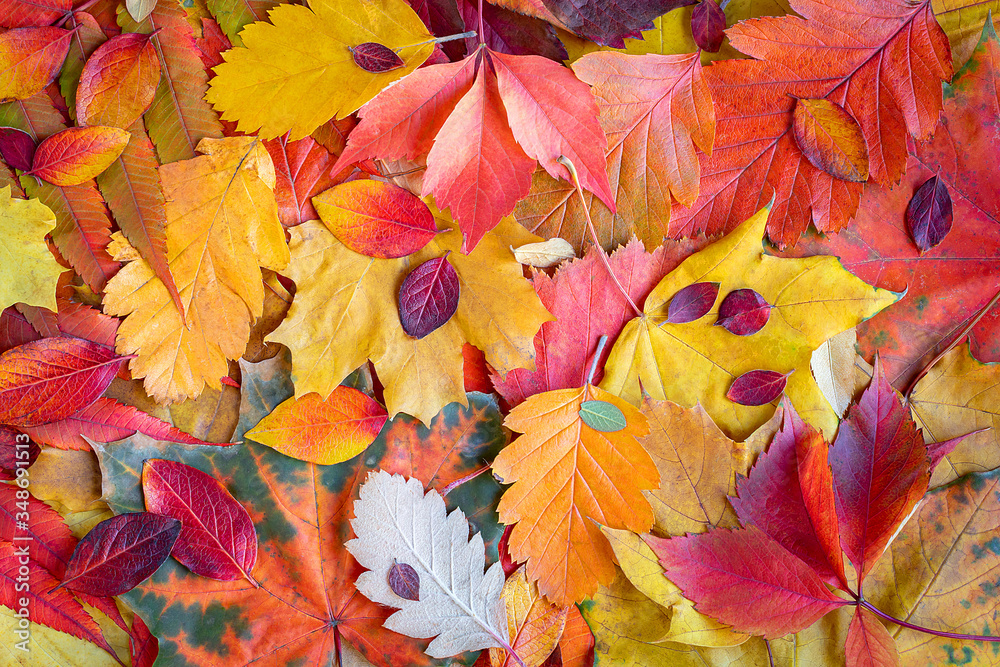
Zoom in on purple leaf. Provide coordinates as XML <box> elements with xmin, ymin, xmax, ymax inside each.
<box><xmin>691</xmin><ymin>0</ymin><xmax>726</xmax><ymax>53</ymax></box>
<box><xmin>727</xmin><ymin>370</ymin><xmax>788</xmax><ymax>406</ymax></box>
<box><xmin>716</xmin><ymin>288</ymin><xmax>771</xmax><ymax>335</ymax></box>
<box><xmin>0</xmin><ymin>127</ymin><xmax>36</xmax><ymax>172</ymax></box>
<box><xmin>350</xmin><ymin>42</ymin><xmax>404</xmax><ymax>73</ymax></box>
<box><xmin>905</xmin><ymin>175</ymin><xmax>953</xmax><ymax>252</ymax></box>
<box><xmin>666</xmin><ymin>282</ymin><xmax>720</xmax><ymax>323</ymax></box>
<box><xmin>398</xmin><ymin>254</ymin><xmax>460</xmax><ymax>339</ymax></box>
<box><xmin>388</xmin><ymin>560</ymin><xmax>420</xmax><ymax>601</ymax></box>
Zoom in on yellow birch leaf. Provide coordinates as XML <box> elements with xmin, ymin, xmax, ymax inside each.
<box><xmin>0</xmin><ymin>186</ymin><xmax>61</xmax><ymax>313</ymax></box>
<box><xmin>600</xmin><ymin>206</ymin><xmax>898</xmax><ymax>441</ymax></box>
<box><xmin>0</xmin><ymin>606</ymin><xmax>119</xmax><ymax>667</ymax></box>
<box><xmin>489</xmin><ymin>567</ymin><xmax>569</xmax><ymax>667</ymax></box>
<box><xmin>102</xmin><ymin>136</ymin><xmax>289</xmax><ymax>403</ymax></box>
<box><xmin>268</xmin><ymin>201</ymin><xmax>551</xmax><ymax>425</ymax></box>
<box><xmin>206</xmin><ymin>0</ymin><xmax>435</xmax><ymax>140</ymax></box>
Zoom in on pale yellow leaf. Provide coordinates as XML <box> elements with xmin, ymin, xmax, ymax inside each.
<box><xmin>512</xmin><ymin>238</ymin><xmax>575</xmax><ymax>268</ymax></box>
<box><xmin>0</xmin><ymin>186</ymin><xmax>61</xmax><ymax>313</ymax></box>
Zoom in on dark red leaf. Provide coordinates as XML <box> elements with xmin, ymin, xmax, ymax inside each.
<box><xmin>0</xmin><ymin>424</ymin><xmax>38</xmax><ymax>473</ymax></box>
<box><xmin>498</xmin><ymin>523</ymin><xmax>520</xmax><ymax>577</ymax></box>
<box><xmin>829</xmin><ymin>357</ymin><xmax>930</xmax><ymax>584</ymax></box>
<box><xmin>0</xmin><ymin>306</ymin><xmax>42</xmax><ymax>353</ymax></box>
<box><xmin>458</xmin><ymin>0</ymin><xmax>568</xmax><ymax>61</ymax></box>
<box><xmin>129</xmin><ymin>612</ymin><xmax>159</xmax><ymax>667</ymax></box>
<box><xmin>398</xmin><ymin>254</ymin><xmax>460</xmax><ymax>339</ymax></box>
<box><xmin>141</xmin><ymin>459</ymin><xmax>258</xmax><ymax>584</ymax></box>
<box><xmin>0</xmin><ymin>126</ymin><xmax>35</xmax><ymax>171</ymax></box>
<box><xmin>648</xmin><ymin>525</ymin><xmax>848</xmax><ymax>638</ymax></box>
<box><xmin>726</xmin><ymin>369</ymin><xmax>787</xmax><ymax>406</ymax></box>
<box><xmin>905</xmin><ymin>175</ymin><xmax>953</xmax><ymax>252</ymax></box>
<box><xmin>540</xmin><ymin>0</ymin><xmax>698</xmax><ymax>47</ymax></box>
<box><xmin>691</xmin><ymin>0</ymin><xmax>726</xmax><ymax>53</ymax></box>
<box><xmin>388</xmin><ymin>560</ymin><xmax>421</xmax><ymax>601</ymax></box>
<box><xmin>350</xmin><ymin>42</ymin><xmax>404</xmax><ymax>73</ymax></box>
<box><xmin>730</xmin><ymin>400</ymin><xmax>847</xmax><ymax>588</ymax></box>
<box><xmin>408</xmin><ymin>0</ymin><xmax>467</xmax><ymax>61</ymax></box>
<box><xmin>666</xmin><ymin>281</ymin><xmax>720</xmax><ymax>323</ymax></box>
<box><xmin>58</xmin><ymin>512</ymin><xmax>181</xmax><ymax>597</ymax></box>
<box><xmin>715</xmin><ymin>288</ymin><xmax>771</xmax><ymax>335</ymax></box>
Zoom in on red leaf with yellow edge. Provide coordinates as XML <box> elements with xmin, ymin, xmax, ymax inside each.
<box><xmin>58</xmin><ymin>512</ymin><xmax>181</xmax><ymax>596</ymax></box>
<box><xmin>669</xmin><ymin>0</ymin><xmax>952</xmax><ymax>247</ymax></box>
<box><xmin>0</xmin><ymin>27</ymin><xmax>73</xmax><ymax>102</ymax></box>
<box><xmin>829</xmin><ymin>358</ymin><xmax>930</xmax><ymax>585</ymax></box>
<box><xmin>791</xmin><ymin>98</ymin><xmax>869</xmax><ymax>182</ymax></box>
<box><xmin>493</xmin><ymin>384</ymin><xmax>659</xmax><ymax>605</ymax></box>
<box><xmin>266</xmin><ymin>133</ymin><xmax>339</xmax><ymax>227</ymax></box>
<box><xmin>0</xmin><ymin>337</ymin><xmax>126</xmax><ymax>427</ymax></box>
<box><xmin>244</xmin><ymin>387</ymin><xmax>388</xmax><ymax>465</ymax></box>
<box><xmin>76</xmin><ymin>32</ymin><xmax>160</xmax><ymax>129</ymax></box>
<box><xmin>0</xmin><ymin>0</ymin><xmax>71</xmax><ymax>28</ymax></box>
<box><xmin>490</xmin><ymin>566</ymin><xmax>568</xmax><ymax>667</ymax></box>
<box><xmin>0</xmin><ymin>543</ymin><xmax>120</xmax><ymax>661</ymax></box>
<box><xmin>557</xmin><ymin>603</ymin><xmax>594</xmax><ymax>667</ymax></box>
<box><xmin>313</xmin><ymin>179</ymin><xmax>439</xmax><ymax>258</ymax></box>
<box><xmin>28</xmin><ymin>126</ymin><xmax>130</xmax><ymax>186</ymax></box>
<box><xmin>731</xmin><ymin>399</ymin><xmax>848</xmax><ymax>588</ymax></box>
<box><xmin>648</xmin><ymin>525</ymin><xmax>849</xmax><ymax>638</ymax></box>
<box><xmin>845</xmin><ymin>606</ymin><xmax>899</xmax><ymax>667</ymax></box>
<box><xmin>143</xmin><ymin>459</ymin><xmax>258</xmax><ymax>584</ymax></box>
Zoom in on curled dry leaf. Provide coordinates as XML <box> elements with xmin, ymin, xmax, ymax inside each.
<box><xmin>0</xmin><ymin>126</ymin><xmax>35</xmax><ymax>171</ymax></box>
<box><xmin>28</xmin><ymin>126</ymin><xmax>131</xmax><ymax>186</ymax></box>
<box><xmin>665</xmin><ymin>282</ymin><xmax>720</xmax><ymax>324</ymax></box>
<box><xmin>398</xmin><ymin>254</ymin><xmax>461</xmax><ymax>339</ymax></box>
<box><xmin>905</xmin><ymin>175</ymin><xmax>953</xmax><ymax>252</ymax></box>
<box><xmin>142</xmin><ymin>459</ymin><xmax>258</xmax><ymax>584</ymax></box>
<box><xmin>58</xmin><ymin>512</ymin><xmax>181</xmax><ymax>597</ymax></box>
<box><xmin>715</xmin><ymin>288</ymin><xmax>771</xmax><ymax>335</ymax></box>
<box><xmin>726</xmin><ymin>370</ymin><xmax>789</xmax><ymax>406</ymax></box>
<box><xmin>76</xmin><ymin>32</ymin><xmax>161</xmax><ymax>129</ymax></box>
<box><xmin>0</xmin><ymin>27</ymin><xmax>73</xmax><ymax>102</ymax></box>
<box><xmin>791</xmin><ymin>98</ymin><xmax>869</xmax><ymax>182</ymax></box>
<box><xmin>512</xmin><ymin>238</ymin><xmax>575</xmax><ymax>268</ymax></box>
<box><xmin>350</xmin><ymin>41</ymin><xmax>404</xmax><ymax>72</ymax></box>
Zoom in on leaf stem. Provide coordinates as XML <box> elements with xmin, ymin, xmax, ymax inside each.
<box><xmin>903</xmin><ymin>285</ymin><xmax>1000</xmax><ymax>403</ymax></box>
<box><xmin>586</xmin><ymin>335</ymin><xmax>609</xmax><ymax>386</ymax></box>
<box><xmin>557</xmin><ymin>155</ymin><xmax>641</xmax><ymax>318</ymax></box>
<box><xmin>764</xmin><ymin>638</ymin><xmax>775</xmax><ymax>667</ymax></box>
<box><xmin>406</xmin><ymin>31</ymin><xmax>478</xmax><ymax>50</ymax></box>
<box><xmin>859</xmin><ymin>599</ymin><xmax>1000</xmax><ymax>642</ymax></box>
<box><xmin>440</xmin><ymin>464</ymin><xmax>492</xmax><ymax>497</ymax></box>
<box><xmin>478</xmin><ymin>0</ymin><xmax>486</xmax><ymax>45</ymax></box>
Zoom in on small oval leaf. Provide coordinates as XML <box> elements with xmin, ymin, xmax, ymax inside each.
<box><xmin>0</xmin><ymin>127</ymin><xmax>36</xmax><ymax>171</ymax></box>
<box><xmin>58</xmin><ymin>512</ymin><xmax>181</xmax><ymax>596</ymax></box>
<box><xmin>350</xmin><ymin>42</ymin><xmax>404</xmax><ymax>73</ymax></box>
<box><xmin>0</xmin><ymin>425</ymin><xmax>38</xmax><ymax>474</ymax></box>
<box><xmin>727</xmin><ymin>370</ymin><xmax>789</xmax><ymax>406</ymax></box>
<box><xmin>905</xmin><ymin>175</ymin><xmax>953</xmax><ymax>252</ymax></box>
<box><xmin>398</xmin><ymin>255</ymin><xmax>460</xmax><ymax>339</ymax></box>
<box><xmin>666</xmin><ymin>282</ymin><xmax>720</xmax><ymax>323</ymax></box>
<box><xmin>792</xmin><ymin>98</ymin><xmax>869</xmax><ymax>182</ymax></box>
<box><xmin>579</xmin><ymin>399</ymin><xmax>627</xmax><ymax>432</ymax></box>
<box><xmin>513</xmin><ymin>238</ymin><xmax>575</xmax><ymax>268</ymax></box>
<box><xmin>691</xmin><ymin>0</ymin><xmax>727</xmax><ymax>53</ymax></box>
<box><xmin>388</xmin><ymin>560</ymin><xmax>421</xmax><ymax>601</ymax></box>
<box><xmin>28</xmin><ymin>126</ymin><xmax>130</xmax><ymax>186</ymax></box>
<box><xmin>313</xmin><ymin>180</ymin><xmax>439</xmax><ymax>259</ymax></box>
<box><xmin>716</xmin><ymin>288</ymin><xmax>771</xmax><ymax>335</ymax></box>
<box><xmin>76</xmin><ymin>32</ymin><xmax>161</xmax><ymax>129</ymax></box>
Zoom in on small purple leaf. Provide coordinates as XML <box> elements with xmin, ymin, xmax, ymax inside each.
<box><xmin>350</xmin><ymin>42</ymin><xmax>404</xmax><ymax>73</ymax></box>
<box><xmin>727</xmin><ymin>370</ymin><xmax>789</xmax><ymax>406</ymax></box>
<box><xmin>666</xmin><ymin>282</ymin><xmax>720</xmax><ymax>323</ymax></box>
<box><xmin>0</xmin><ymin>127</ymin><xmax>36</xmax><ymax>172</ymax></box>
<box><xmin>398</xmin><ymin>254</ymin><xmax>460</xmax><ymax>339</ymax></box>
<box><xmin>388</xmin><ymin>560</ymin><xmax>420</xmax><ymax>601</ymax></box>
<box><xmin>905</xmin><ymin>175</ymin><xmax>953</xmax><ymax>252</ymax></box>
<box><xmin>716</xmin><ymin>288</ymin><xmax>771</xmax><ymax>335</ymax></box>
<box><xmin>691</xmin><ymin>0</ymin><xmax>727</xmax><ymax>53</ymax></box>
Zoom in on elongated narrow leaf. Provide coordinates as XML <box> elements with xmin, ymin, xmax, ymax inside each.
<box><xmin>0</xmin><ymin>337</ymin><xmax>125</xmax><ymax>427</ymax></box>
<box><xmin>0</xmin><ymin>27</ymin><xmax>72</xmax><ymax>101</ymax></box>
<box><xmin>142</xmin><ymin>459</ymin><xmax>258</xmax><ymax>584</ymax></box>
<box><xmin>28</xmin><ymin>126</ymin><xmax>130</xmax><ymax>186</ymax></box>
<box><xmin>59</xmin><ymin>512</ymin><xmax>181</xmax><ymax>596</ymax></box>
<box><xmin>59</xmin><ymin>11</ymin><xmax>105</xmax><ymax>122</ymax></box>
<box><xmin>76</xmin><ymin>32</ymin><xmax>160</xmax><ymax>129</ymax></box>
<box><xmin>347</xmin><ymin>471</ymin><xmax>508</xmax><ymax>658</ymax></box>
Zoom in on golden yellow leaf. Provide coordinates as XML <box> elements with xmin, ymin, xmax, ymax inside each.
<box><xmin>0</xmin><ymin>186</ymin><xmax>61</xmax><ymax>312</ymax></box>
<box><xmin>490</xmin><ymin>567</ymin><xmax>569</xmax><ymax>667</ymax></box>
<box><xmin>933</xmin><ymin>0</ymin><xmax>1000</xmax><ymax>69</ymax></box>
<box><xmin>0</xmin><ymin>606</ymin><xmax>119</xmax><ymax>667</ymax></box>
<box><xmin>102</xmin><ymin>136</ymin><xmax>289</xmax><ymax>404</ymax></box>
<box><xmin>600</xmin><ymin>206</ymin><xmax>898</xmax><ymax>440</ymax></box>
<box><xmin>910</xmin><ymin>343</ymin><xmax>1000</xmax><ymax>488</ymax></box>
<box><xmin>268</xmin><ymin>201</ymin><xmax>551</xmax><ymax>424</ymax></box>
<box><xmin>493</xmin><ymin>385</ymin><xmax>659</xmax><ymax>605</ymax></box>
<box><xmin>206</xmin><ymin>0</ymin><xmax>435</xmax><ymax>140</ymax></box>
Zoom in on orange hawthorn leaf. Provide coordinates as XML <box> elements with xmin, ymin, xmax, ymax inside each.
<box><xmin>0</xmin><ymin>27</ymin><xmax>73</xmax><ymax>102</ymax></box>
<box><xmin>558</xmin><ymin>604</ymin><xmax>595</xmax><ymax>667</ymax></box>
<box><xmin>28</xmin><ymin>126</ymin><xmax>131</xmax><ymax>187</ymax></box>
<box><xmin>791</xmin><ymin>98</ymin><xmax>869</xmax><ymax>183</ymax></box>
<box><xmin>845</xmin><ymin>607</ymin><xmax>900</xmax><ymax>667</ymax></box>
<box><xmin>514</xmin><ymin>50</ymin><xmax>713</xmax><ymax>251</ymax></box>
<box><xmin>648</xmin><ymin>525</ymin><xmax>849</xmax><ymax>638</ymax></box>
<box><xmin>244</xmin><ymin>387</ymin><xmax>388</xmax><ymax>465</ymax></box>
<box><xmin>489</xmin><ymin>566</ymin><xmax>568</xmax><ymax>667</ymax></box>
<box><xmin>76</xmin><ymin>32</ymin><xmax>161</xmax><ymax>129</ymax></box>
<box><xmin>670</xmin><ymin>0</ymin><xmax>952</xmax><ymax>247</ymax></box>
<box><xmin>312</xmin><ymin>180</ymin><xmax>439</xmax><ymax>258</ymax></box>
<box><xmin>143</xmin><ymin>459</ymin><xmax>259</xmax><ymax>584</ymax></box>
<box><xmin>493</xmin><ymin>384</ymin><xmax>659</xmax><ymax>605</ymax></box>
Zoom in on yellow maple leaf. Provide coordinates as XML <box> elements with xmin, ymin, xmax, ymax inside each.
<box><xmin>600</xmin><ymin>206</ymin><xmax>898</xmax><ymax>440</ymax></box>
<box><xmin>268</xmin><ymin>201</ymin><xmax>552</xmax><ymax>425</ymax></box>
<box><xmin>205</xmin><ymin>0</ymin><xmax>435</xmax><ymax>140</ymax></box>
<box><xmin>103</xmin><ymin>136</ymin><xmax>289</xmax><ymax>403</ymax></box>
<box><xmin>492</xmin><ymin>384</ymin><xmax>659</xmax><ymax>606</ymax></box>
<box><xmin>0</xmin><ymin>186</ymin><xmax>62</xmax><ymax>313</ymax></box>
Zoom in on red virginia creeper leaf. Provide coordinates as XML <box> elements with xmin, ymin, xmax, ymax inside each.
<box><xmin>715</xmin><ymin>288</ymin><xmax>771</xmax><ymax>335</ymax></box>
<box><xmin>845</xmin><ymin>606</ymin><xmax>900</xmax><ymax>667</ymax></box>
<box><xmin>398</xmin><ymin>255</ymin><xmax>460</xmax><ymax>339</ymax></box>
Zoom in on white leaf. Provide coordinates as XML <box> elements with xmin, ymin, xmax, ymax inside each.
<box><xmin>810</xmin><ymin>328</ymin><xmax>871</xmax><ymax>418</ymax></box>
<box><xmin>126</xmin><ymin>0</ymin><xmax>157</xmax><ymax>22</ymax></box>
<box><xmin>512</xmin><ymin>238</ymin><xmax>575</xmax><ymax>268</ymax></box>
<box><xmin>347</xmin><ymin>471</ymin><xmax>509</xmax><ymax>659</ymax></box>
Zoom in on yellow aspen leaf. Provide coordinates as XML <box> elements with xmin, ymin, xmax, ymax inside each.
<box><xmin>102</xmin><ymin>136</ymin><xmax>289</xmax><ymax>404</ymax></box>
<box><xmin>206</xmin><ymin>0</ymin><xmax>436</xmax><ymax>140</ymax></box>
<box><xmin>489</xmin><ymin>567</ymin><xmax>569</xmax><ymax>667</ymax></box>
<box><xmin>600</xmin><ymin>206</ymin><xmax>898</xmax><ymax>440</ymax></box>
<box><xmin>493</xmin><ymin>384</ymin><xmax>659</xmax><ymax>605</ymax></box>
<box><xmin>0</xmin><ymin>186</ymin><xmax>62</xmax><ymax>312</ymax></box>
<box><xmin>267</xmin><ymin>201</ymin><xmax>551</xmax><ymax>425</ymax></box>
